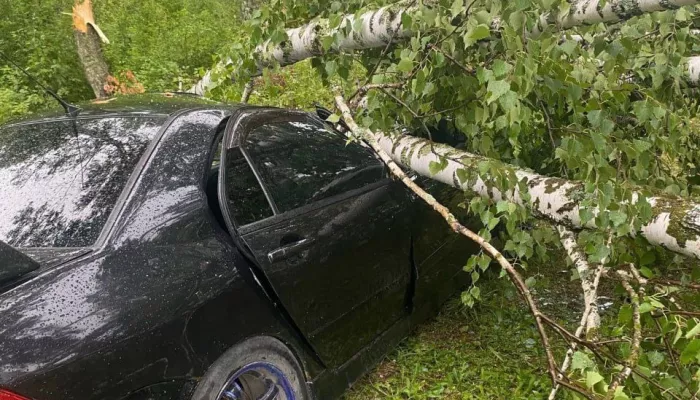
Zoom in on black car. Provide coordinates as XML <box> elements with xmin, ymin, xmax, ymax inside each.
<box><xmin>0</xmin><ymin>94</ymin><xmax>477</xmax><ymax>400</ymax></box>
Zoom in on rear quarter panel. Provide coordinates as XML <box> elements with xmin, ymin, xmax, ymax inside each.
<box><xmin>0</xmin><ymin>109</ymin><xmax>321</xmax><ymax>400</ymax></box>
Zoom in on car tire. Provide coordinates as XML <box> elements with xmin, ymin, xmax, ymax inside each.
<box><xmin>191</xmin><ymin>336</ymin><xmax>310</xmax><ymax>400</ymax></box>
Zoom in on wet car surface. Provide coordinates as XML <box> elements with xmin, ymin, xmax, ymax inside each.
<box><xmin>0</xmin><ymin>95</ymin><xmax>478</xmax><ymax>400</ymax></box>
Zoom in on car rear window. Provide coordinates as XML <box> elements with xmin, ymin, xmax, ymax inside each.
<box><xmin>0</xmin><ymin>117</ymin><xmax>164</xmax><ymax>248</ymax></box>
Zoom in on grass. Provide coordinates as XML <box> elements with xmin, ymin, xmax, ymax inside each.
<box><xmin>343</xmin><ymin>252</ymin><xmax>616</xmax><ymax>400</ymax></box>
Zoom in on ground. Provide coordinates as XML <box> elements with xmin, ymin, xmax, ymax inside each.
<box><xmin>344</xmin><ymin>251</ymin><xmax>618</xmax><ymax>400</ymax></box>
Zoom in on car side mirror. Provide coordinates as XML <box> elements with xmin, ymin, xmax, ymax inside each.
<box><xmin>0</xmin><ymin>241</ymin><xmax>40</xmax><ymax>284</ymax></box>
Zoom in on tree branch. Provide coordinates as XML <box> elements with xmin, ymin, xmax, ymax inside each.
<box><xmin>335</xmin><ymin>90</ymin><xmax>559</xmax><ymax>388</ymax></box>
<box><xmin>606</xmin><ymin>267</ymin><xmax>643</xmax><ymax>399</ymax></box>
<box><xmin>241</xmin><ymin>79</ymin><xmax>255</xmax><ymax>103</ymax></box>
<box><xmin>549</xmin><ymin>225</ymin><xmax>606</xmax><ymax>400</ymax></box>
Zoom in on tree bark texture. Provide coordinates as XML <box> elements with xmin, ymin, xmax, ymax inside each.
<box><xmin>73</xmin><ymin>0</ymin><xmax>109</xmax><ymax>99</ymax></box>
<box><xmin>370</xmin><ymin>131</ymin><xmax>700</xmax><ymax>259</ymax></box>
<box><xmin>74</xmin><ymin>26</ymin><xmax>109</xmax><ymax>99</ymax></box>
<box><xmin>525</xmin><ymin>0</ymin><xmax>699</xmax><ymax>37</ymax></box>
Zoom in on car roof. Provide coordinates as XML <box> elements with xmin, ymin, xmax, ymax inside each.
<box><xmin>3</xmin><ymin>93</ymin><xmax>238</xmax><ymax>127</ymax></box>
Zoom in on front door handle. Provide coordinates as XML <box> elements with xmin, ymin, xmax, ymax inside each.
<box><xmin>267</xmin><ymin>238</ymin><xmax>315</xmax><ymax>263</ymax></box>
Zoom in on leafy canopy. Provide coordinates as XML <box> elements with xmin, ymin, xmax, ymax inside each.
<box><xmin>221</xmin><ymin>0</ymin><xmax>700</xmax><ymax>397</ymax></box>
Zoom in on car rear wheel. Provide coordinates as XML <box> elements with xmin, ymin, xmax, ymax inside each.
<box><xmin>192</xmin><ymin>337</ymin><xmax>309</xmax><ymax>400</ymax></box>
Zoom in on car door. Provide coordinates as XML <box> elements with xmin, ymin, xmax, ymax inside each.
<box><xmin>219</xmin><ymin>108</ymin><xmax>414</xmax><ymax>367</ymax></box>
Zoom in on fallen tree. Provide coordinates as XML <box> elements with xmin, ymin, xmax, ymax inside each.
<box><xmin>204</xmin><ymin>0</ymin><xmax>700</xmax><ymax>397</ymax></box>
<box><xmin>190</xmin><ymin>0</ymin><xmax>700</xmax><ymax>94</ymax></box>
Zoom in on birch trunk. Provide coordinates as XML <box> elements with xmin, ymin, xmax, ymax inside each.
<box><xmin>370</xmin><ymin>131</ymin><xmax>700</xmax><ymax>259</ymax></box>
<box><xmin>189</xmin><ymin>4</ymin><xmax>412</xmax><ymax>95</ymax></box>
<box><xmin>190</xmin><ymin>0</ymin><xmax>700</xmax><ymax>94</ymax></box>
<box><xmin>526</xmin><ymin>0</ymin><xmax>699</xmax><ymax>37</ymax></box>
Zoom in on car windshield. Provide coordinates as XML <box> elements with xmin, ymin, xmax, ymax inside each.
<box><xmin>0</xmin><ymin>117</ymin><xmax>165</xmax><ymax>248</ymax></box>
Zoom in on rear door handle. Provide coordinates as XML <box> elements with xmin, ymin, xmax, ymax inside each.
<box><xmin>267</xmin><ymin>238</ymin><xmax>315</xmax><ymax>263</ymax></box>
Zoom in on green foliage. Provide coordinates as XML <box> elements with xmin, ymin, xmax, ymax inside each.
<box><xmin>0</xmin><ymin>0</ymin><xmax>91</xmax><ymax>123</ymax></box>
<box><xmin>235</xmin><ymin>0</ymin><xmax>700</xmax><ymax>397</ymax></box>
<box><xmin>0</xmin><ymin>0</ymin><xmax>241</xmax><ymax>123</ymax></box>
<box><xmin>94</xmin><ymin>0</ymin><xmax>240</xmax><ymax>91</ymax></box>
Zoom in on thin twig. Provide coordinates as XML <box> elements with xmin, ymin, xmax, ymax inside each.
<box><xmin>651</xmin><ymin>278</ymin><xmax>700</xmax><ymax>290</ymax></box>
<box><xmin>606</xmin><ymin>268</ymin><xmax>642</xmax><ymax>399</ymax></box>
<box><xmin>538</xmin><ymin>98</ymin><xmax>557</xmax><ymax>150</ymax></box>
<box><xmin>653</xmin><ymin>318</ymin><xmax>686</xmax><ymax>386</ymax></box>
<box><xmin>543</xmin><ymin>313</ymin><xmax>686</xmax><ymax>400</ymax></box>
<box><xmin>421</xmin><ymin>102</ymin><xmax>469</xmax><ymax>118</ymax></box>
<box><xmin>428</xmin><ymin>43</ymin><xmax>475</xmax><ymax>74</ymax></box>
<box><xmin>666</xmin><ymin>310</ymin><xmax>700</xmax><ymax>317</ymax></box>
<box><xmin>350</xmin><ymin>82</ymin><xmax>404</xmax><ymax>108</ymax></box>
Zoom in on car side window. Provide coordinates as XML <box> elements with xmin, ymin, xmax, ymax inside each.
<box><xmin>243</xmin><ymin>118</ymin><xmax>384</xmax><ymax>213</ymax></box>
<box><xmin>224</xmin><ymin>147</ymin><xmax>274</xmax><ymax>226</ymax></box>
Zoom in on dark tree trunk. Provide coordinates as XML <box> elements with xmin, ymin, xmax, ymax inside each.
<box><xmin>74</xmin><ymin>25</ymin><xmax>109</xmax><ymax>99</ymax></box>
<box><xmin>72</xmin><ymin>0</ymin><xmax>109</xmax><ymax>99</ymax></box>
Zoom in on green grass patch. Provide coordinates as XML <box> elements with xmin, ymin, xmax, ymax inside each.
<box><xmin>344</xmin><ymin>253</ymin><xmax>608</xmax><ymax>400</ymax></box>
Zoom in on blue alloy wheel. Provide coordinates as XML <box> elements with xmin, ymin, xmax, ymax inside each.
<box><xmin>218</xmin><ymin>362</ymin><xmax>296</xmax><ymax>400</ymax></box>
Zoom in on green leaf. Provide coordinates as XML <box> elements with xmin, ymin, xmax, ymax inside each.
<box><xmin>470</xmin><ymin>285</ymin><xmax>481</xmax><ymax>300</ymax></box>
<box><xmin>609</xmin><ymin>211</ymin><xmax>627</xmax><ymax>227</ymax></box>
<box><xmin>589</xmin><ymin>245</ymin><xmax>610</xmax><ymax>263</ymax></box>
<box><xmin>559</xmin><ymin>39</ymin><xmax>577</xmax><ymax>56</ymax></box>
<box><xmin>456</xmin><ymin>168</ymin><xmax>470</xmax><ymax>184</ymax></box>
<box><xmin>450</xmin><ymin>0</ymin><xmax>463</xmax><ymax>18</ymax></box>
<box><xmin>492</xmin><ymin>60</ymin><xmax>511</xmax><ymax>78</ymax></box>
<box><xmin>429</xmin><ymin>157</ymin><xmax>448</xmax><ymax>175</ymax></box>
<box><xmin>639</xmin><ymin>266</ymin><xmax>654</xmax><ymax>278</ymax></box>
<box><xmin>613</xmin><ymin>387</ymin><xmax>630</xmax><ymax>400</ymax></box>
<box><xmin>397</xmin><ymin>58</ymin><xmax>413</xmax><ymax>73</ymax></box>
<box><xmin>477</xmin><ymin>254</ymin><xmax>491</xmax><ymax>271</ymax></box>
<box><xmin>639</xmin><ymin>302</ymin><xmax>653</xmax><ymax>314</ymax></box>
<box><xmin>680</xmin><ymin>339</ymin><xmax>700</xmax><ymax>364</ymax></box>
<box><xmin>585</xmin><ymin>371</ymin><xmax>604</xmax><ymax>388</ymax></box>
<box><xmin>326</xmin><ymin>113</ymin><xmax>340</xmax><ymax>123</ymax></box>
<box><xmin>587</xmin><ymin>110</ymin><xmax>603</xmax><ymax>127</ymax></box>
<box><xmin>571</xmin><ymin>351</ymin><xmax>595</xmax><ymax>371</ymax></box>
<box><xmin>646</xmin><ymin>350</ymin><xmax>664</xmax><ymax>367</ymax></box>
<box><xmin>618</xmin><ymin>304</ymin><xmax>633</xmax><ymax>325</ymax></box>
<box><xmin>464</xmin><ymin>24</ymin><xmax>491</xmax><ymax>47</ymax></box>
<box><xmin>685</xmin><ymin>322</ymin><xmax>700</xmax><ymax>339</ymax></box>
<box><xmin>524</xmin><ymin>276</ymin><xmax>536</xmax><ymax>288</ymax></box>
<box><xmin>464</xmin><ymin>256</ymin><xmax>477</xmax><ymax>272</ymax></box>
<box><xmin>633</xmin><ymin>139</ymin><xmax>652</xmax><ymax>153</ymax></box>
<box><xmin>486</xmin><ymin>80</ymin><xmax>511</xmax><ymax>104</ymax></box>
<box><xmin>471</xmin><ymin>270</ymin><xmax>480</xmax><ymax>284</ymax></box>
<box><xmin>325</xmin><ymin>60</ymin><xmax>338</xmax><ymax>76</ymax></box>
<box><xmin>496</xmin><ymin>200</ymin><xmax>510</xmax><ymax>214</ymax></box>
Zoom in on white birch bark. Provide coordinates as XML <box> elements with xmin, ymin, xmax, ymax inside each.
<box><xmin>188</xmin><ymin>5</ymin><xmax>409</xmax><ymax>95</ymax></box>
<box><xmin>688</xmin><ymin>56</ymin><xmax>700</xmax><ymax>84</ymax></box>
<box><xmin>371</xmin><ymin>131</ymin><xmax>700</xmax><ymax>259</ymax></box>
<box><xmin>190</xmin><ymin>0</ymin><xmax>700</xmax><ymax>94</ymax></box>
<box><xmin>557</xmin><ymin>226</ymin><xmax>604</xmax><ymax>336</ymax></box>
<box><xmin>526</xmin><ymin>0</ymin><xmax>699</xmax><ymax>37</ymax></box>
